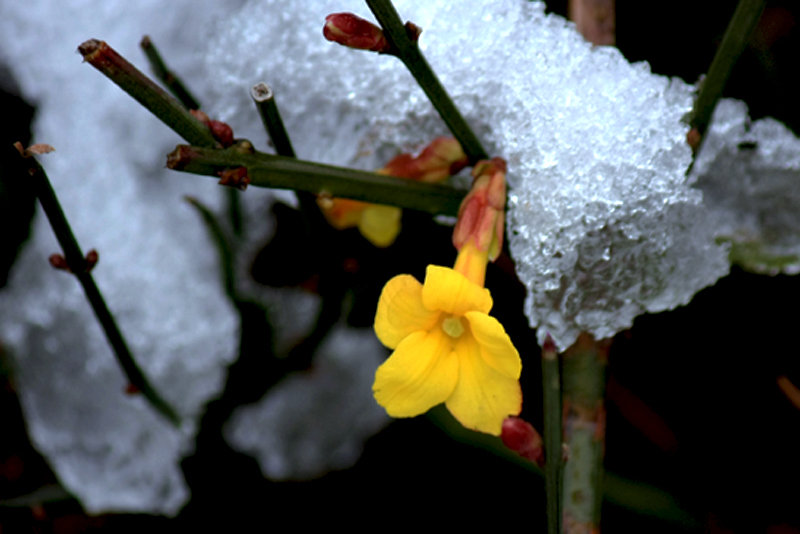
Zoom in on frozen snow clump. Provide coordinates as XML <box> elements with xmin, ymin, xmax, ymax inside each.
<box><xmin>691</xmin><ymin>98</ymin><xmax>800</xmax><ymax>275</ymax></box>
<box><xmin>205</xmin><ymin>0</ymin><xmax>729</xmax><ymax>349</ymax></box>
<box><xmin>225</xmin><ymin>325</ymin><xmax>389</xmax><ymax>480</ymax></box>
<box><xmin>0</xmin><ymin>0</ymin><xmax>244</xmax><ymax>515</ymax></box>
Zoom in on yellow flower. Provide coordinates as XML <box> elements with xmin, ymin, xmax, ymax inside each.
<box><xmin>318</xmin><ymin>137</ymin><xmax>468</xmax><ymax>247</ymax></box>
<box><xmin>372</xmin><ymin>242</ymin><xmax>522</xmax><ymax>435</ymax></box>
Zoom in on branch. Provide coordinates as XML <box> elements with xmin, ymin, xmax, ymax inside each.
<box><xmin>364</xmin><ymin>0</ymin><xmax>488</xmax><ymax>163</ymax></box>
<box><xmin>167</xmin><ymin>144</ymin><xmax>466</xmax><ymax>216</ymax></box>
<box><xmin>687</xmin><ymin>0</ymin><xmax>766</xmax><ymax>152</ymax></box>
<box><xmin>139</xmin><ymin>35</ymin><xmax>201</xmax><ymax>110</ymax></box>
<box><xmin>78</xmin><ymin>39</ymin><xmax>217</xmax><ymax>147</ymax></box>
<box><xmin>12</xmin><ymin>143</ymin><xmax>180</xmax><ymax>426</ymax></box>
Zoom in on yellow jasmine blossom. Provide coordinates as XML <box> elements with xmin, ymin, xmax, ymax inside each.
<box><xmin>318</xmin><ymin>137</ymin><xmax>468</xmax><ymax>247</ymax></box>
<box><xmin>372</xmin><ymin>240</ymin><xmax>522</xmax><ymax>435</ymax></box>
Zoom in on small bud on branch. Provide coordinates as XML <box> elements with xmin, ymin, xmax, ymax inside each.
<box><xmin>323</xmin><ymin>12</ymin><xmax>393</xmax><ymax>53</ymax></box>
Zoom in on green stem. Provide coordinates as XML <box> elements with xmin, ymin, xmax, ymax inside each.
<box><xmin>561</xmin><ymin>334</ymin><xmax>609</xmax><ymax>533</ymax></box>
<box><xmin>78</xmin><ymin>39</ymin><xmax>217</xmax><ymax>148</ymax></box>
<box><xmin>688</xmin><ymin>0</ymin><xmax>766</xmax><ymax>151</ymax></box>
<box><xmin>184</xmin><ymin>196</ymin><xmax>237</xmax><ymax>300</ymax></box>
<box><xmin>167</xmin><ymin>144</ymin><xmax>466</xmax><ymax>216</ymax></box>
<box><xmin>250</xmin><ymin>83</ymin><xmax>329</xmax><ymax>234</ymax></box>
<box><xmin>251</xmin><ymin>83</ymin><xmax>296</xmax><ymax>158</ymax></box>
<box><xmin>139</xmin><ymin>35</ymin><xmax>201</xmax><ymax>110</ymax></box>
<box><xmin>12</xmin><ymin>145</ymin><xmax>180</xmax><ymax>426</ymax></box>
<box><xmin>364</xmin><ymin>0</ymin><xmax>488</xmax><ymax>163</ymax></box>
<box><xmin>542</xmin><ymin>336</ymin><xmax>562</xmax><ymax>534</ymax></box>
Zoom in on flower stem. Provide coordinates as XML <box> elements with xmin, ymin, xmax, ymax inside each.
<box><xmin>541</xmin><ymin>336</ymin><xmax>562</xmax><ymax>534</ymax></box>
<box><xmin>12</xmin><ymin>144</ymin><xmax>180</xmax><ymax>426</ymax></box>
<box><xmin>364</xmin><ymin>0</ymin><xmax>488</xmax><ymax>163</ymax></box>
<box><xmin>167</xmin><ymin>144</ymin><xmax>466</xmax><ymax>216</ymax></box>
<box><xmin>139</xmin><ymin>35</ymin><xmax>201</xmax><ymax>110</ymax></box>
<box><xmin>561</xmin><ymin>333</ymin><xmax>609</xmax><ymax>533</ymax></box>
<box><xmin>78</xmin><ymin>39</ymin><xmax>218</xmax><ymax>148</ymax></box>
<box><xmin>687</xmin><ymin>0</ymin><xmax>766</xmax><ymax>152</ymax></box>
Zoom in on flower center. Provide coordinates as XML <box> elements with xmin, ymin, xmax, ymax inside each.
<box><xmin>442</xmin><ymin>315</ymin><xmax>465</xmax><ymax>338</ymax></box>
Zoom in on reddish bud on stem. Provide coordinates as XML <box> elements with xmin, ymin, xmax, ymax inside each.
<box><xmin>217</xmin><ymin>167</ymin><xmax>250</xmax><ymax>190</ymax></box>
<box><xmin>49</xmin><ymin>254</ymin><xmax>70</xmax><ymax>271</ymax></box>
<box><xmin>452</xmin><ymin>157</ymin><xmax>507</xmax><ymax>260</ymax></box>
<box><xmin>501</xmin><ymin>416</ymin><xmax>544</xmax><ymax>467</ymax></box>
<box><xmin>323</xmin><ymin>13</ymin><xmax>392</xmax><ymax>53</ymax></box>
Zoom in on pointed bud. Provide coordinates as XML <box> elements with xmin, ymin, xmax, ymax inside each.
<box><xmin>501</xmin><ymin>416</ymin><xmax>544</xmax><ymax>467</ymax></box>
<box><xmin>190</xmin><ymin>109</ymin><xmax>235</xmax><ymax>147</ymax></box>
<box><xmin>217</xmin><ymin>167</ymin><xmax>250</xmax><ymax>190</ymax></box>
<box><xmin>452</xmin><ymin>157</ymin><xmax>507</xmax><ymax>260</ymax></box>
<box><xmin>84</xmin><ymin>249</ymin><xmax>99</xmax><ymax>272</ymax></box>
<box><xmin>323</xmin><ymin>13</ymin><xmax>392</xmax><ymax>53</ymax></box>
<box><xmin>49</xmin><ymin>253</ymin><xmax>70</xmax><ymax>272</ymax></box>
<box><xmin>380</xmin><ymin>137</ymin><xmax>468</xmax><ymax>183</ymax></box>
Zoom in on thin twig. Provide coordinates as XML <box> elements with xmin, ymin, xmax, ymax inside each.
<box><xmin>251</xmin><ymin>83</ymin><xmax>296</xmax><ymax>158</ymax></box>
<box><xmin>167</xmin><ymin>144</ymin><xmax>466</xmax><ymax>216</ymax></box>
<box><xmin>12</xmin><ymin>143</ymin><xmax>180</xmax><ymax>426</ymax></box>
<box><xmin>364</xmin><ymin>0</ymin><xmax>488</xmax><ymax>163</ymax></box>
<box><xmin>541</xmin><ymin>335</ymin><xmax>562</xmax><ymax>534</ymax></box>
<box><xmin>139</xmin><ymin>35</ymin><xmax>201</xmax><ymax>110</ymax></box>
<box><xmin>78</xmin><ymin>39</ymin><xmax>217</xmax><ymax>148</ymax></box>
<box><xmin>688</xmin><ymin>0</ymin><xmax>767</xmax><ymax>153</ymax></box>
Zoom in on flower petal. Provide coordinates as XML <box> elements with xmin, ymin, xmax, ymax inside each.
<box><xmin>359</xmin><ymin>204</ymin><xmax>402</xmax><ymax>247</ymax></box>
<box><xmin>445</xmin><ymin>333</ymin><xmax>522</xmax><ymax>435</ymax></box>
<box><xmin>373</xmin><ymin>330</ymin><xmax>458</xmax><ymax>417</ymax></box>
<box><xmin>464</xmin><ymin>311</ymin><xmax>522</xmax><ymax>378</ymax></box>
<box><xmin>374</xmin><ymin>274</ymin><xmax>440</xmax><ymax>349</ymax></box>
<box><xmin>421</xmin><ymin>265</ymin><xmax>492</xmax><ymax>316</ymax></box>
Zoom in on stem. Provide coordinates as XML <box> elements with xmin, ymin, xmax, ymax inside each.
<box><xmin>687</xmin><ymin>0</ymin><xmax>766</xmax><ymax>151</ymax></box>
<box><xmin>12</xmin><ymin>144</ymin><xmax>180</xmax><ymax>426</ymax></box>
<box><xmin>251</xmin><ymin>83</ymin><xmax>296</xmax><ymax>158</ymax></box>
<box><xmin>568</xmin><ymin>0</ymin><xmax>615</xmax><ymax>46</ymax></box>
<box><xmin>561</xmin><ymin>333</ymin><xmax>609</xmax><ymax>533</ymax></box>
<box><xmin>167</xmin><ymin>144</ymin><xmax>466</xmax><ymax>216</ymax></box>
<box><xmin>139</xmin><ymin>35</ymin><xmax>201</xmax><ymax>110</ymax></box>
<box><xmin>78</xmin><ymin>39</ymin><xmax>217</xmax><ymax>148</ymax></box>
<box><xmin>364</xmin><ymin>0</ymin><xmax>488</xmax><ymax>163</ymax></box>
<box><xmin>184</xmin><ymin>196</ymin><xmax>237</xmax><ymax>300</ymax></box>
<box><xmin>542</xmin><ymin>336</ymin><xmax>563</xmax><ymax>534</ymax></box>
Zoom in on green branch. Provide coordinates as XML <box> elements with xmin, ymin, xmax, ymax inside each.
<box><xmin>139</xmin><ymin>35</ymin><xmax>201</xmax><ymax>110</ymax></box>
<box><xmin>167</xmin><ymin>144</ymin><xmax>466</xmax><ymax>216</ymax></box>
<box><xmin>542</xmin><ymin>336</ymin><xmax>562</xmax><ymax>534</ymax></box>
<box><xmin>78</xmin><ymin>39</ymin><xmax>217</xmax><ymax>148</ymax></box>
<box><xmin>561</xmin><ymin>334</ymin><xmax>609</xmax><ymax>533</ymax></box>
<box><xmin>688</xmin><ymin>0</ymin><xmax>766</xmax><ymax>152</ymax></box>
<box><xmin>12</xmin><ymin>144</ymin><xmax>180</xmax><ymax>426</ymax></box>
<box><xmin>364</xmin><ymin>0</ymin><xmax>488</xmax><ymax>163</ymax></box>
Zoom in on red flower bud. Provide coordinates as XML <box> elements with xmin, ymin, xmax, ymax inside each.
<box><xmin>380</xmin><ymin>137</ymin><xmax>468</xmax><ymax>183</ymax></box>
<box><xmin>501</xmin><ymin>416</ymin><xmax>544</xmax><ymax>466</ymax></box>
<box><xmin>452</xmin><ymin>157</ymin><xmax>507</xmax><ymax>260</ymax></box>
<box><xmin>323</xmin><ymin>13</ymin><xmax>391</xmax><ymax>53</ymax></box>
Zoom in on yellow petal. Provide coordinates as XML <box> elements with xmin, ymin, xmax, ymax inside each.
<box><xmin>445</xmin><ymin>333</ymin><xmax>522</xmax><ymax>435</ymax></box>
<box><xmin>422</xmin><ymin>265</ymin><xmax>492</xmax><ymax>316</ymax></box>
<box><xmin>359</xmin><ymin>204</ymin><xmax>402</xmax><ymax>247</ymax></box>
<box><xmin>464</xmin><ymin>311</ymin><xmax>522</xmax><ymax>378</ymax></box>
<box><xmin>374</xmin><ymin>274</ymin><xmax>440</xmax><ymax>349</ymax></box>
<box><xmin>318</xmin><ymin>197</ymin><xmax>366</xmax><ymax>230</ymax></box>
<box><xmin>373</xmin><ymin>330</ymin><xmax>459</xmax><ymax>417</ymax></box>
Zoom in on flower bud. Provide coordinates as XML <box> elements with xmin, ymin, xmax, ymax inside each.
<box><xmin>381</xmin><ymin>137</ymin><xmax>468</xmax><ymax>183</ymax></box>
<box><xmin>501</xmin><ymin>416</ymin><xmax>544</xmax><ymax>466</ymax></box>
<box><xmin>323</xmin><ymin>13</ymin><xmax>391</xmax><ymax>53</ymax></box>
<box><xmin>452</xmin><ymin>157</ymin><xmax>507</xmax><ymax>260</ymax></box>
